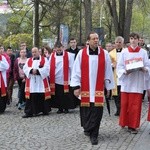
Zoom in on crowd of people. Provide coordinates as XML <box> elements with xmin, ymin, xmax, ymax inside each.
<box><xmin>0</xmin><ymin>32</ymin><xmax>150</xmax><ymax>145</ymax></box>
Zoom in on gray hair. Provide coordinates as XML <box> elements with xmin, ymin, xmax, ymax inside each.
<box><xmin>115</xmin><ymin>36</ymin><xmax>124</xmax><ymax>43</ymax></box>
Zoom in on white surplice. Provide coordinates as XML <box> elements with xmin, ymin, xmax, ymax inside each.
<box><xmin>0</xmin><ymin>55</ymin><xmax>9</xmax><ymax>87</ymax></box>
<box><xmin>23</xmin><ymin>56</ymin><xmax>50</xmax><ymax>93</ymax></box>
<box><xmin>70</xmin><ymin>47</ymin><xmax>115</xmax><ymax>103</ymax></box>
<box><xmin>49</xmin><ymin>51</ymin><xmax>74</xmax><ymax>85</ymax></box>
<box><xmin>117</xmin><ymin>47</ymin><xmax>150</xmax><ymax>93</ymax></box>
<box><xmin>146</xmin><ymin>59</ymin><xmax>150</xmax><ymax>89</ymax></box>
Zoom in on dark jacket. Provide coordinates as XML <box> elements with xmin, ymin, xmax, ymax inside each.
<box><xmin>15</xmin><ymin>48</ymin><xmax>32</xmax><ymax>58</ymax></box>
<box><xmin>66</xmin><ymin>47</ymin><xmax>80</xmax><ymax>59</ymax></box>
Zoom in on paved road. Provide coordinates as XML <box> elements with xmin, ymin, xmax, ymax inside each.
<box><xmin>0</xmin><ymin>87</ymin><xmax>149</xmax><ymax>150</ymax></box>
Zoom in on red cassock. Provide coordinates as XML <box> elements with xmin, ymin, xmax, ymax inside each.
<box><xmin>119</xmin><ymin>92</ymin><xmax>142</xmax><ymax>129</ymax></box>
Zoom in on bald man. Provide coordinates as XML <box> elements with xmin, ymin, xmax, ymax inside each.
<box><xmin>22</xmin><ymin>47</ymin><xmax>51</xmax><ymax>118</ymax></box>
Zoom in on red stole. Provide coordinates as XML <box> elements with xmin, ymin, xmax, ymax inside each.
<box><xmin>0</xmin><ymin>55</ymin><xmax>6</xmax><ymax>97</ymax></box>
<box><xmin>81</xmin><ymin>47</ymin><xmax>105</xmax><ymax>107</ymax></box>
<box><xmin>128</xmin><ymin>46</ymin><xmax>141</xmax><ymax>52</ymax></box>
<box><xmin>25</xmin><ymin>56</ymin><xmax>51</xmax><ymax>100</ymax></box>
<box><xmin>50</xmin><ymin>51</ymin><xmax>69</xmax><ymax>95</ymax></box>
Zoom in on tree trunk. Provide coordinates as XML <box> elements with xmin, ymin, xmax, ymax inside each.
<box><xmin>108</xmin><ymin>21</ymin><xmax>112</xmax><ymax>41</ymax></box>
<box><xmin>56</xmin><ymin>0</ymin><xmax>61</xmax><ymax>42</ymax></box>
<box><xmin>57</xmin><ymin>22</ymin><xmax>60</xmax><ymax>42</ymax></box>
<box><xmin>111</xmin><ymin>0</ymin><xmax>119</xmax><ymax>36</ymax></box>
<box><xmin>107</xmin><ymin>0</ymin><xmax>134</xmax><ymax>42</ymax></box>
<box><xmin>83</xmin><ymin>0</ymin><xmax>92</xmax><ymax>38</ymax></box>
<box><xmin>33</xmin><ymin>0</ymin><xmax>39</xmax><ymax>47</ymax></box>
<box><xmin>119</xmin><ymin>0</ymin><xmax>125</xmax><ymax>36</ymax></box>
<box><xmin>123</xmin><ymin>0</ymin><xmax>134</xmax><ymax>43</ymax></box>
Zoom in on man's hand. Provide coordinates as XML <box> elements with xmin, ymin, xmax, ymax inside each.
<box><xmin>22</xmin><ymin>79</ymin><xmax>26</xmax><ymax>82</ymax></box>
<box><xmin>124</xmin><ymin>70</ymin><xmax>132</xmax><ymax>75</ymax></box>
<box><xmin>112</xmin><ymin>62</ymin><xmax>117</xmax><ymax>68</ymax></box>
<box><xmin>14</xmin><ymin>80</ymin><xmax>18</xmax><ymax>84</ymax></box>
<box><xmin>74</xmin><ymin>89</ymin><xmax>81</xmax><ymax>97</ymax></box>
<box><xmin>32</xmin><ymin>69</ymin><xmax>37</xmax><ymax>75</ymax></box>
<box><xmin>140</xmin><ymin>67</ymin><xmax>148</xmax><ymax>73</ymax></box>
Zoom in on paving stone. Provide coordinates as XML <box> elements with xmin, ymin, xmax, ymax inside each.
<box><xmin>0</xmin><ymin>87</ymin><xmax>149</xmax><ymax>150</ymax></box>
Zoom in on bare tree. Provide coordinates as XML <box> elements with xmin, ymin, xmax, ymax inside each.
<box><xmin>106</xmin><ymin>0</ymin><xmax>134</xmax><ymax>42</ymax></box>
<box><xmin>33</xmin><ymin>0</ymin><xmax>39</xmax><ymax>47</ymax></box>
<box><xmin>83</xmin><ymin>0</ymin><xmax>92</xmax><ymax>38</ymax></box>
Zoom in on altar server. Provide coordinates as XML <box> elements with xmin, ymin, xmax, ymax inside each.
<box><xmin>117</xmin><ymin>33</ymin><xmax>150</xmax><ymax>134</ymax></box>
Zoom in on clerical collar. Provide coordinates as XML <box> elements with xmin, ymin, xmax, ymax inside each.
<box><xmin>33</xmin><ymin>57</ymin><xmax>40</xmax><ymax>60</ymax></box>
<box><xmin>56</xmin><ymin>52</ymin><xmax>63</xmax><ymax>56</ymax></box>
<box><xmin>89</xmin><ymin>47</ymin><xmax>98</xmax><ymax>55</ymax></box>
<box><xmin>116</xmin><ymin>48</ymin><xmax>122</xmax><ymax>52</ymax></box>
<box><xmin>71</xmin><ymin>47</ymin><xmax>76</xmax><ymax>51</ymax></box>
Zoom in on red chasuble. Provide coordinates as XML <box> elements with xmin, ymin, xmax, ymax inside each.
<box><xmin>0</xmin><ymin>55</ymin><xmax>6</xmax><ymax>97</ymax></box>
<box><xmin>25</xmin><ymin>56</ymin><xmax>51</xmax><ymax>100</ymax></box>
<box><xmin>50</xmin><ymin>51</ymin><xmax>69</xmax><ymax>95</ymax></box>
<box><xmin>81</xmin><ymin>47</ymin><xmax>105</xmax><ymax>107</ymax></box>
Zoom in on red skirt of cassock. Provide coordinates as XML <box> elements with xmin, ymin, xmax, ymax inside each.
<box><xmin>119</xmin><ymin>92</ymin><xmax>142</xmax><ymax>129</ymax></box>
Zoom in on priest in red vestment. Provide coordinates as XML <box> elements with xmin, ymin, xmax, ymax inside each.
<box><xmin>22</xmin><ymin>47</ymin><xmax>51</xmax><ymax>118</ymax></box>
<box><xmin>70</xmin><ymin>32</ymin><xmax>114</xmax><ymax>145</ymax></box>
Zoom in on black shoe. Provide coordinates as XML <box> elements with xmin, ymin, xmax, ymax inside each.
<box><xmin>57</xmin><ymin>109</ymin><xmax>63</xmax><ymax>114</ymax></box>
<box><xmin>90</xmin><ymin>137</ymin><xmax>98</xmax><ymax>145</ymax></box>
<box><xmin>49</xmin><ymin>108</ymin><xmax>52</xmax><ymax>112</ymax></box>
<box><xmin>128</xmin><ymin>127</ymin><xmax>138</xmax><ymax>134</ymax></box>
<box><xmin>130</xmin><ymin>129</ymin><xmax>138</xmax><ymax>134</ymax></box>
<box><xmin>7</xmin><ymin>100</ymin><xmax>10</xmax><ymax>105</ymax></box>
<box><xmin>84</xmin><ymin>131</ymin><xmax>90</xmax><ymax>136</ymax></box>
<box><xmin>64</xmin><ymin>109</ymin><xmax>69</xmax><ymax>114</ymax></box>
<box><xmin>22</xmin><ymin>114</ymin><xmax>33</xmax><ymax>118</ymax></box>
<box><xmin>0</xmin><ymin>111</ymin><xmax>4</xmax><ymax>114</ymax></box>
<box><xmin>43</xmin><ymin>112</ymin><xmax>49</xmax><ymax>116</ymax></box>
<box><xmin>127</xmin><ymin>127</ymin><xmax>132</xmax><ymax>132</ymax></box>
<box><xmin>114</xmin><ymin>111</ymin><xmax>120</xmax><ymax>116</ymax></box>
